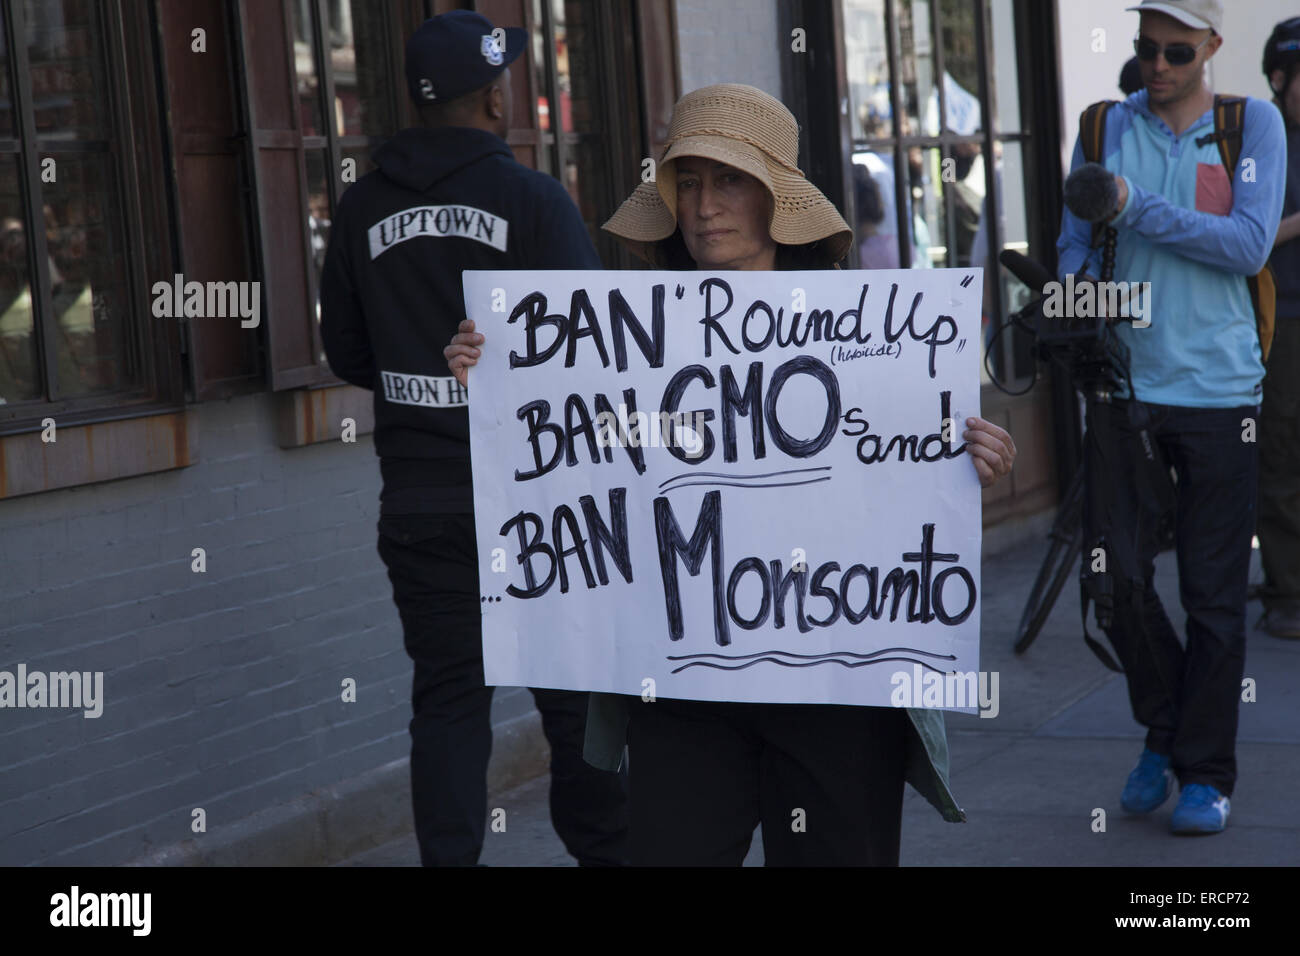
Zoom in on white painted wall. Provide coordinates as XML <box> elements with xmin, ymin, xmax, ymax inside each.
<box><xmin>1056</xmin><ymin>0</ymin><xmax>1293</xmax><ymax>169</ymax></box>
<box><xmin>674</xmin><ymin>0</ymin><xmax>783</xmax><ymax>99</ymax></box>
<box><xmin>1208</xmin><ymin>5</ymin><xmax>1292</xmax><ymax>103</ymax></box>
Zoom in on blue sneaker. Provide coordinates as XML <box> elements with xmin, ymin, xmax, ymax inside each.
<box><xmin>1120</xmin><ymin>748</ymin><xmax>1173</xmax><ymax>814</ymax></box>
<box><xmin>1170</xmin><ymin>783</ymin><xmax>1230</xmax><ymax>834</ymax></box>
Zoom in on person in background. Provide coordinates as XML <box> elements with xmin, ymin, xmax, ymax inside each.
<box><xmin>1256</xmin><ymin>16</ymin><xmax>1300</xmax><ymax>639</ymax></box>
<box><xmin>319</xmin><ymin>11</ymin><xmax>628</xmax><ymax>867</ymax></box>
<box><xmin>853</xmin><ymin>161</ymin><xmax>899</xmax><ymax>269</ymax></box>
<box><xmin>1120</xmin><ymin>55</ymin><xmax>1145</xmax><ymax>96</ymax></box>
<box><xmin>1057</xmin><ymin>0</ymin><xmax>1286</xmax><ymax>835</ymax></box>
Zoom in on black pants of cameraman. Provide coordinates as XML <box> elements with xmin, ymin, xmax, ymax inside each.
<box><xmin>377</xmin><ymin>512</ymin><xmax>630</xmax><ymax>866</ymax></box>
<box><xmin>1084</xmin><ymin>399</ymin><xmax>1258</xmax><ymax>797</ymax></box>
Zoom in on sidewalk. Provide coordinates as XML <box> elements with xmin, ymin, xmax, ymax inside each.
<box><xmin>902</xmin><ymin>540</ymin><xmax>1299</xmax><ymax>866</ymax></box>
<box><xmin>340</xmin><ymin>541</ymin><xmax>1299</xmax><ymax>866</ymax></box>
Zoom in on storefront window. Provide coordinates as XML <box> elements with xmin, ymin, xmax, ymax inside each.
<box><xmin>0</xmin><ymin>157</ymin><xmax>38</xmax><ymax>403</ymax></box>
<box><xmin>529</xmin><ymin>0</ymin><xmax>642</xmax><ymax>264</ymax></box>
<box><xmin>289</xmin><ymin>0</ymin><xmax>396</xmax><ymax>342</ymax></box>
<box><xmin>844</xmin><ymin>0</ymin><xmax>892</xmax><ymax>140</ymax></box>
<box><xmin>329</xmin><ymin>0</ymin><xmax>393</xmax><ymax>138</ymax></box>
<box><xmin>290</xmin><ymin>1</ymin><xmax>391</xmax><ymax>207</ymax></box>
<box><xmin>897</xmin><ymin>1</ymin><xmax>935</xmax><ymax>137</ymax></box>
<box><xmin>291</xmin><ymin>1</ymin><xmax>324</xmax><ymax>136</ymax></box>
<box><xmin>2</xmin><ymin>0</ymin><xmax>135</xmax><ymax>405</ymax></box>
<box><xmin>843</xmin><ymin>0</ymin><xmax>1036</xmax><ymax>387</ymax></box>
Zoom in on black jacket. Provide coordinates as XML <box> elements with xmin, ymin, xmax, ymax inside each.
<box><xmin>1272</xmin><ymin>122</ymin><xmax>1300</xmax><ymax>319</ymax></box>
<box><xmin>320</xmin><ymin>126</ymin><xmax>601</xmax><ymax>513</ymax></box>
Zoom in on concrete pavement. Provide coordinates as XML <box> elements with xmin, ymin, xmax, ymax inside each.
<box><xmin>339</xmin><ymin>540</ymin><xmax>1300</xmax><ymax>866</ymax></box>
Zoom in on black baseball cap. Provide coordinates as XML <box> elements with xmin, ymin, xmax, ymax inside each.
<box><xmin>1263</xmin><ymin>17</ymin><xmax>1300</xmax><ymax>79</ymax></box>
<box><xmin>405</xmin><ymin>11</ymin><xmax>526</xmax><ymax>105</ymax></box>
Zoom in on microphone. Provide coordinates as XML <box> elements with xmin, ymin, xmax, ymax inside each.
<box><xmin>1064</xmin><ymin>162</ymin><xmax>1119</xmax><ymax>223</ymax></box>
<box><xmin>998</xmin><ymin>249</ymin><xmax>1055</xmax><ymax>294</ymax></box>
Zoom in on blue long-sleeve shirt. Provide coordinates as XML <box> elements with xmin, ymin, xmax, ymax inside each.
<box><xmin>1057</xmin><ymin>90</ymin><xmax>1287</xmax><ymax>407</ymax></box>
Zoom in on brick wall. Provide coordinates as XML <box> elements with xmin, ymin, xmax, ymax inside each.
<box><xmin>675</xmin><ymin>0</ymin><xmax>783</xmax><ymax>98</ymax></box>
<box><xmin>0</xmin><ymin>391</ymin><xmax>527</xmax><ymax>865</ymax></box>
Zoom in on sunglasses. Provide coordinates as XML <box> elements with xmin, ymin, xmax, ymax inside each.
<box><xmin>1133</xmin><ymin>34</ymin><xmax>1212</xmax><ymax>67</ymax></box>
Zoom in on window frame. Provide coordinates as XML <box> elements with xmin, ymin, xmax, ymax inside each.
<box><xmin>843</xmin><ymin>0</ymin><xmax>1038</xmax><ymax>389</ymax></box>
<box><xmin>231</xmin><ymin>0</ymin><xmax>418</xmax><ymax>391</ymax></box>
<box><xmin>525</xmin><ymin>0</ymin><xmax>650</xmax><ymax>269</ymax></box>
<box><xmin>297</xmin><ymin>0</ymin><xmax>399</xmax><ymax>243</ymax></box>
<box><xmin>0</xmin><ymin>0</ymin><xmax>184</xmax><ymax>436</ymax></box>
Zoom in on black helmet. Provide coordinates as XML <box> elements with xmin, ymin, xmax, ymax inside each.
<box><xmin>1263</xmin><ymin>17</ymin><xmax>1300</xmax><ymax>93</ymax></box>
<box><xmin>1119</xmin><ymin>56</ymin><xmax>1143</xmax><ymax>96</ymax></box>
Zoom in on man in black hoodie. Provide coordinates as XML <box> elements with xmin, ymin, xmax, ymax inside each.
<box><xmin>319</xmin><ymin>11</ymin><xmax>628</xmax><ymax>866</ymax></box>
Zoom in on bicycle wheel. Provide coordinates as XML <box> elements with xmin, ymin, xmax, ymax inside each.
<box><xmin>1014</xmin><ymin>470</ymin><xmax>1085</xmax><ymax>654</ymax></box>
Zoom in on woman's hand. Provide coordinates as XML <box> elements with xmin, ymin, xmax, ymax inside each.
<box><xmin>445</xmin><ymin>318</ymin><xmax>484</xmax><ymax>389</ymax></box>
<box><xmin>963</xmin><ymin>416</ymin><xmax>1016</xmax><ymax>488</ymax></box>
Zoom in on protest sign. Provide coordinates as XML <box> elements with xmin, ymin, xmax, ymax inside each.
<box><xmin>462</xmin><ymin>268</ymin><xmax>983</xmax><ymax>710</ymax></box>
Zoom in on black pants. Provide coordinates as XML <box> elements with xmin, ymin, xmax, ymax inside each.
<box><xmin>377</xmin><ymin>513</ymin><xmax>629</xmax><ymax>866</ymax></box>
<box><xmin>1084</xmin><ymin>400</ymin><xmax>1258</xmax><ymax>796</ymax></box>
<box><xmin>1259</xmin><ymin>317</ymin><xmax>1300</xmax><ymax>612</ymax></box>
<box><xmin>626</xmin><ymin>697</ymin><xmax>908</xmax><ymax>866</ymax></box>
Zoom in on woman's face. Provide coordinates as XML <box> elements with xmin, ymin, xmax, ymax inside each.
<box><xmin>673</xmin><ymin>158</ymin><xmax>776</xmax><ymax>271</ymax></box>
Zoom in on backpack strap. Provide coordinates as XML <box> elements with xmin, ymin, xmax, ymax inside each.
<box><xmin>1079</xmin><ymin>100</ymin><xmax>1119</xmax><ymax>273</ymax></box>
<box><xmin>1197</xmin><ymin>95</ymin><xmax>1277</xmax><ymax>363</ymax></box>
<box><xmin>1206</xmin><ymin>93</ymin><xmax>1246</xmax><ymax>172</ymax></box>
<box><xmin>1080</xmin><ymin>100</ymin><xmax>1115</xmax><ymax>164</ymax></box>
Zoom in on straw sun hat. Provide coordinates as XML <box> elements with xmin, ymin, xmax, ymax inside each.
<box><xmin>602</xmin><ymin>83</ymin><xmax>853</xmax><ymax>267</ymax></box>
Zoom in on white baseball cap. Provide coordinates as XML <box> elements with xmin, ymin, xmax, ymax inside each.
<box><xmin>1126</xmin><ymin>0</ymin><xmax>1223</xmax><ymax>35</ymax></box>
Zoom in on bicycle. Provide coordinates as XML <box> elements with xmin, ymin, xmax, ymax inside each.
<box><xmin>1014</xmin><ymin>464</ymin><xmax>1084</xmax><ymax>653</ymax></box>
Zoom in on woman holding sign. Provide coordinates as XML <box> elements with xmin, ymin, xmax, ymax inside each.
<box><xmin>446</xmin><ymin>84</ymin><xmax>1016</xmax><ymax>866</ymax></box>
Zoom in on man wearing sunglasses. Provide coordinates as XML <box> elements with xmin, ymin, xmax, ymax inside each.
<box><xmin>1057</xmin><ymin>0</ymin><xmax>1287</xmax><ymax>836</ymax></box>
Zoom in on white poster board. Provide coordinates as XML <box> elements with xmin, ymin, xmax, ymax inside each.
<box><xmin>463</xmin><ymin>269</ymin><xmax>983</xmax><ymax>710</ymax></box>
